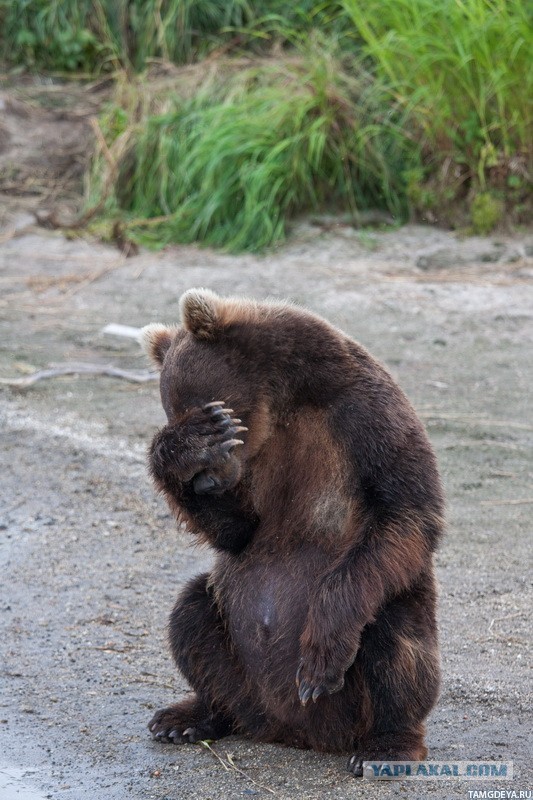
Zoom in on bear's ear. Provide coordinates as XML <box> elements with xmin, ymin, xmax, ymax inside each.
<box><xmin>179</xmin><ymin>288</ymin><xmax>223</xmax><ymax>341</ymax></box>
<box><xmin>140</xmin><ymin>323</ymin><xmax>174</xmax><ymax>368</ymax></box>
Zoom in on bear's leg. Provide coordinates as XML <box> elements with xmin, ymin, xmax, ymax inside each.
<box><xmin>149</xmin><ymin>573</ymin><xmax>268</xmax><ymax>743</ymax></box>
<box><xmin>347</xmin><ymin>613</ymin><xmax>440</xmax><ymax>777</ymax></box>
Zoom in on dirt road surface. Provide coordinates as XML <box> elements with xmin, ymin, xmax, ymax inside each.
<box><xmin>1</xmin><ymin>86</ymin><xmax>532</xmax><ymax>800</ymax></box>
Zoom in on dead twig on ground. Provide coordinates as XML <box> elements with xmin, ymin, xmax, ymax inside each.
<box><xmin>130</xmin><ymin>676</ymin><xmax>177</xmax><ymax>691</ymax></box>
<box><xmin>65</xmin><ymin>257</ymin><xmax>127</xmax><ymax>295</ymax></box>
<box><xmin>420</xmin><ymin>412</ymin><xmax>533</xmax><ymax>432</ymax></box>
<box><xmin>200</xmin><ymin>741</ymin><xmax>277</xmax><ymax>796</ymax></box>
<box><xmin>89</xmin><ymin>644</ymin><xmax>135</xmax><ymax>653</ymax></box>
<box><xmin>25</xmin><ymin>258</ymin><xmax>125</xmax><ymax>295</ymax></box>
<box><xmin>480</xmin><ymin>498</ymin><xmax>533</xmax><ymax>506</ymax></box>
<box><xmin>0</xmin><ymin>363</ymin><xmax>158</xmax><ymax>388</ymax></box>
<box><xmin>380</xmin><ymin>271</ymin><xmax>530</xmax><ymax>286</ymax></box>
<box><xmin>488</xmin><ymin>612</ymin><xmax>523</xmax><ymax>632</ymax></box>
<box><xmin>443</xmin><ymin>439</ymin><xmax>522</xmax><ymax>451</ymax></box>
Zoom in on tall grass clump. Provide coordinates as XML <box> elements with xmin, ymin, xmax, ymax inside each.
<box><xmin>342</xmin><ymin>0</ymin><xmax>532</xmax><ymax>222</ymax></box>
<box><xmin>0</xmin><ymin>0</ymin><xmax>343</xmax><ymax>72</ymax></box>
<box><xmin>0</xmin><ymin>0</ymin><xmax>258</xmax><ymax>71</ymax></box>
<box><xmin>88</xmin><ymin>43</ymin><xmax>412</xmax><ymax>252</ymax></box>
<box><xmin>0</xmin><ymin>0</ymin><xmax>103</xmax><ymax>72</ymax></box>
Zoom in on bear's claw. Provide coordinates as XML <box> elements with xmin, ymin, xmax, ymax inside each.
<box><xmin>296</xmin><ymin>659</ymin><xmax>344</xmax><ymax>706</ymax></box>
<box><xmin>201</xmin><ymin>402</ymin><xmax>247</xmax><ymax>446</ymax></box>
<box><xmin>347</xmin><ymin>754</ymin><xmax>364</xmax><ymax>777</ymax></box>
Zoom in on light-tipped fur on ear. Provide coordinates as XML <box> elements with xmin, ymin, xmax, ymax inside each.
<box><xmin>140</xmin><ymin>323</ymin><xmax>174</xmax><ymax>367</ymax></box>
<box><xmin>179</xmin><ymin>288</ymin><xmax>223</xmax><ymax>341</ymax></box>
<box><xmin>179</xmin><ymin>287</ymin><xmax>267</xmax><ymax>341</ymax></box>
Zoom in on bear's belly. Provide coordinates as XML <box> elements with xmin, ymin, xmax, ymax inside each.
<box><xmin>219</xmin><ymin>554</ymin><xmax>315</xmax><ymax>682</ymax></box>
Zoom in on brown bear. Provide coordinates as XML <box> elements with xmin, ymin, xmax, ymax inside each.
<box><xmin>141</xmin><ymin>288</ymin><xmax>444</xmax><ymax>776</ymax></box>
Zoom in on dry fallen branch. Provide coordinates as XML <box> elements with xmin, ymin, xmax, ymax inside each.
<box><xmin>0</xmin><ymin>363</ymin><xmax>158</xmax><ymax>388</ymax></box>
<box><xmin>101</xmin><ymin>323</ymin><xmax>141</xmax><ymax>340</ymax></box>
<box><xmin>25</xmin><ymin>258</ymin><xmax>125</xmax><ymax>296</ymax></box>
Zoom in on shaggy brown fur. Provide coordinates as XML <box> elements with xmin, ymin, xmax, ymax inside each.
<box><xmin>142</xmin><ymin>289</ymin><xmax>445</xmax><ymax>776</ymax></box>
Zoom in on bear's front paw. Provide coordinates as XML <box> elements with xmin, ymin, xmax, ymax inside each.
<box><xmin>191</xmin><ymin>402</ymin><xmax>247</xmax><ymax>494</ymax></box>
<box><xmin>150</xmin><ymin>401</ymin><xmax>247</xmax><ymax>488</ymax></box>
<box><xmin>295</xmin><ymin>655</ymin><xmax>345</xmax><ymax>706</ymax></box>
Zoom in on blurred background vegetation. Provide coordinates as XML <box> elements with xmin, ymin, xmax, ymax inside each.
<box><xmin>1</xmin><ymin>0</ymin><xmax>531</xmax><ymax>251</ymax></box>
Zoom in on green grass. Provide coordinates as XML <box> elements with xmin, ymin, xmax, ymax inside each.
<box><xmin>0</xmin><ymin>0</ymin><xmax>264</xmax><ymax>71</ymax></box>
<box><xmin>0</xmin><ymin>0</ymin><xmax>343</xmax><ymax>72</ymax></box>
<box><xmin>0</xmin><ymin>0</ymin><xmax>103</xmax><ymax>72</ymax></box>
<box><xmin>88</xmin><ymin>43</ymin><xmax>411</xmax><ymax>251</ymax></box>
<box><xmin>342</xmin><ymin>0</ymin><xmax>532</xmax><ymax>202</ymax></box>
<box><xmin>2</xmin><ymin>0</ymin><xmax>531</xmax><ymax>248</ymax></box>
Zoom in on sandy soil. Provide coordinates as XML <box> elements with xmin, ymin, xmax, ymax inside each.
<box><xmin>0</xmin><ymin>81</ymin><xmax>532</xmax><ymax>800</ymax></box>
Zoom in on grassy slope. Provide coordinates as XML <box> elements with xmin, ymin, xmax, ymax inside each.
<box><xmin>1</xmin><ymin>0</ymin><xmax>531</xmax><ymax>250</ymax></box>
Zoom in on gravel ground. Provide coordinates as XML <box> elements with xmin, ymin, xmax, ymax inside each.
<box><xmin>0</xmin><ymin>81</ymin><xmax>532</xmax><ymax>800</ymax></box>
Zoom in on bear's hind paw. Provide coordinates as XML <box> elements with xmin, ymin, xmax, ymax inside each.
<box><xmin>347</xmin><ymin>731</ymin><xmax>428</xmax><ymax>777</ymax></box>
<box><xmin>149</xmin><ymin>703</ymin><xmax>230</xmax><ymax>745</ymax></box>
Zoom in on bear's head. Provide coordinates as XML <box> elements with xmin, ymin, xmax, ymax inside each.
<box><xmin>142</xmin><ymin>287</ymin><xmax>353</xmax><ymax>430</ymax></box>
<box><xmin>141</xmin><ymin>288</ymin><xmax>269</xmax><ymax>427</ymax></box>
